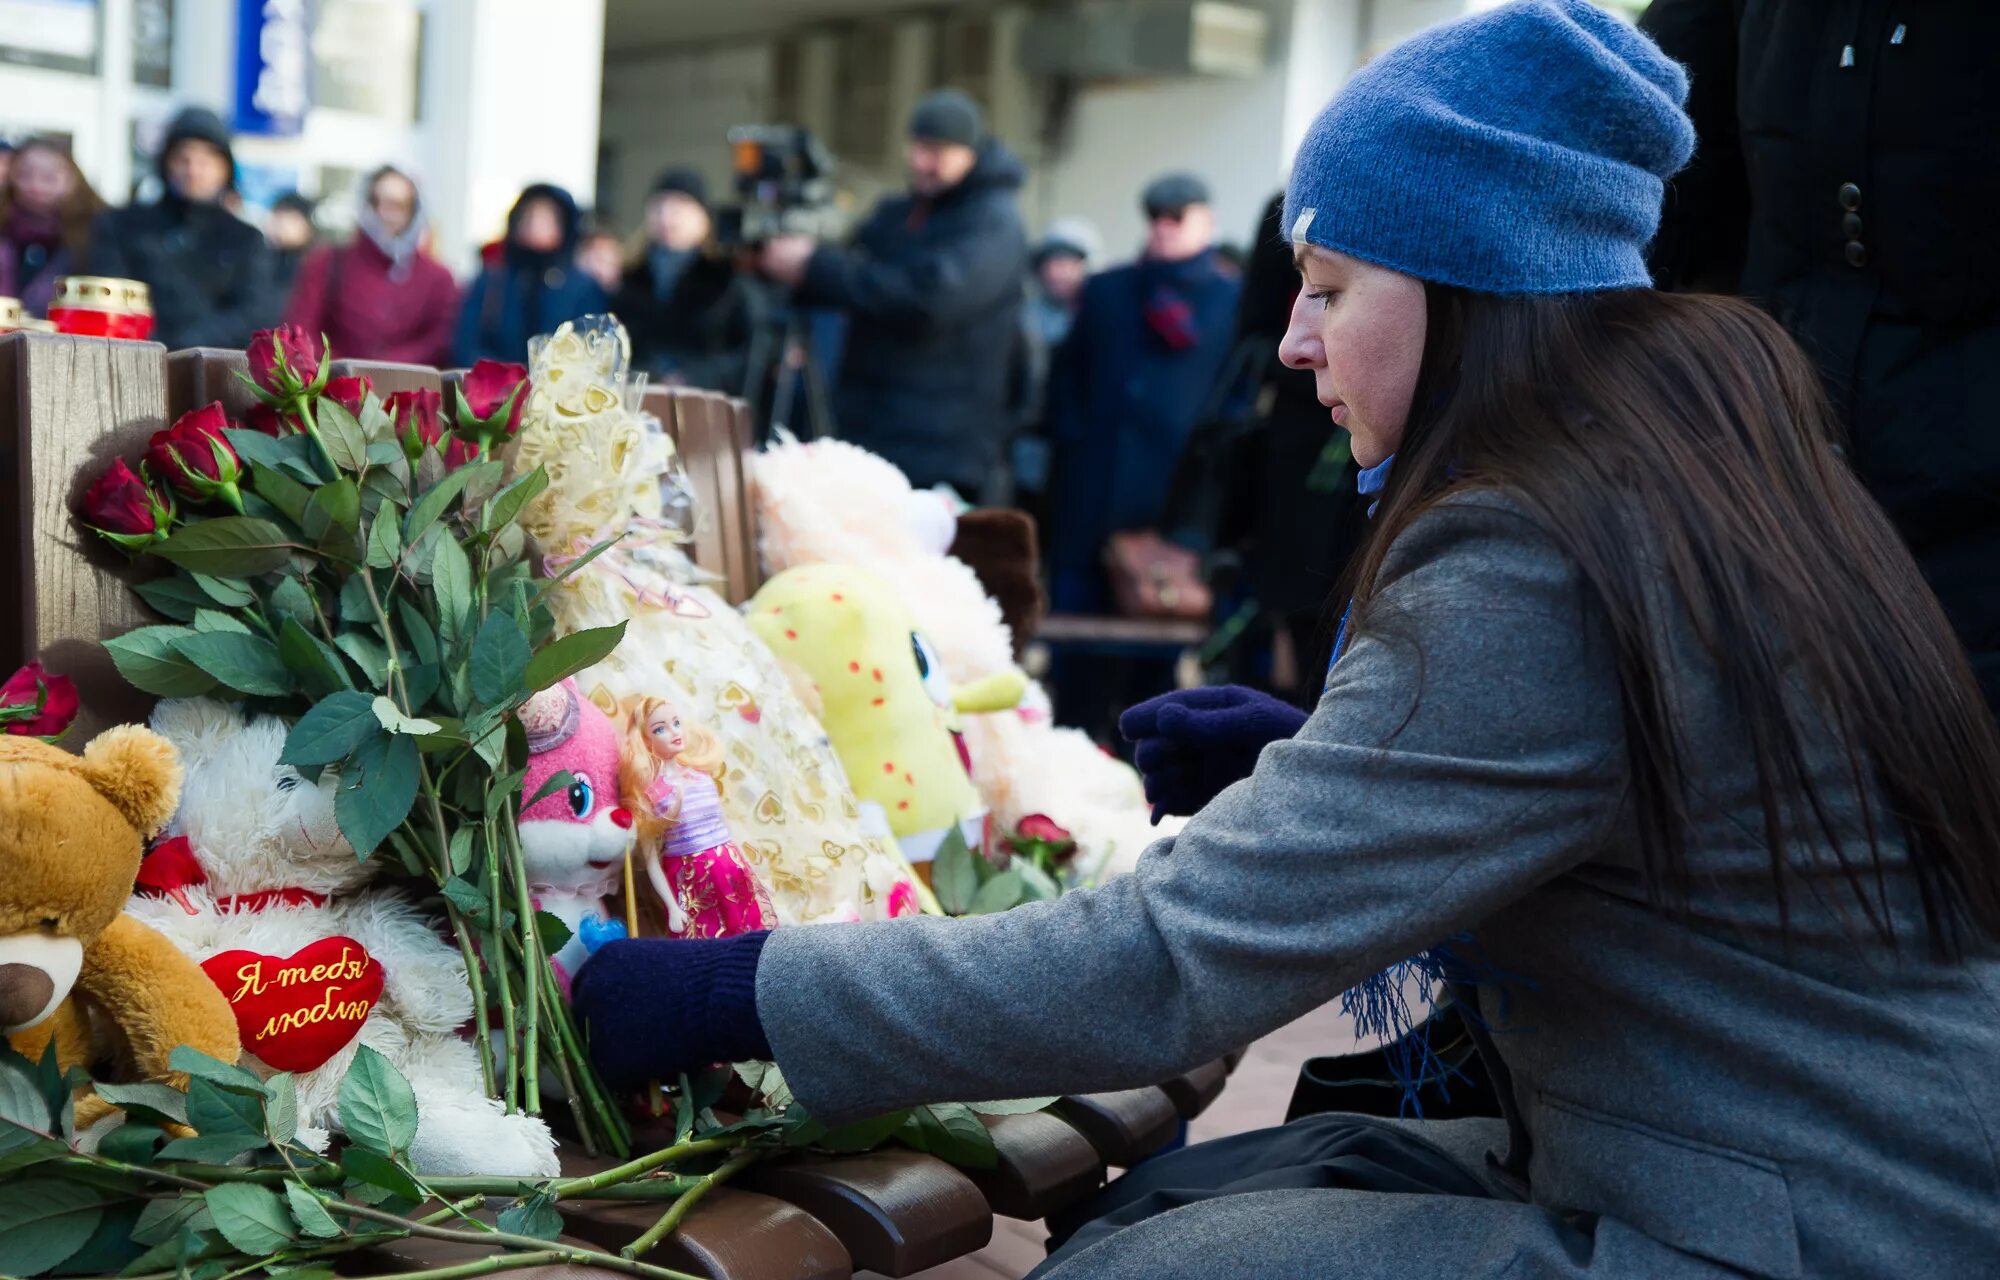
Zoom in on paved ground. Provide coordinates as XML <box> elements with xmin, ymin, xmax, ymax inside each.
<box><xmin>874</xmin><ymin>1000</ymin><xmax>1364</xmax><ymax>1280</ymax></box>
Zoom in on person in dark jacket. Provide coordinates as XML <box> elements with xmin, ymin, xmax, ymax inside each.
<box><xmin>456</xmin><ymin>182</ymin><xmax>608</xmax><ymax>365</ymax></box>
<box><xmin>612</xmin><ymin>167</ymin><xmax>756</xmax><ymax>394</ymax></box>
<box><xmin>87</xmin><ymin>106</ymin><xmax>282</xmax><ymax>350</ymax></box>
<box><xmin>1640</xmin><ymin>0</ymin><xmax>2000</xmax><ymax>714</ymax></box>
<box><xmin>266</xmin><ymin>191</ymin><xmax>317</xmax><ymax>297</ymax></box>
<box><xmin>284</xmin><ymin>166</ymin><xmax>461</xmax><ymax>368</ymax></box>
<box><xmin>1044</xmin><ymin>173</ymin><xmax>1242</xmax><ymax>612</ymax></box>
<box><xmin>757</xmin><ymin>89</ymin><xmax>1029</xmax><ymax>497</ymax></box>
<box><xmin>0</xmin><ymin>136</ymin><xmax>106</xmax><ymax>318</ymax></box>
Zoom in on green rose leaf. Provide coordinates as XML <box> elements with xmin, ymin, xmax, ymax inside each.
<box><xmin>969</xmin><ymin>870</ymin><xmax>1027</xmax><ymax>916</ymax></box>
<box><xmin>441</xmin><ymin>876</ymin><xmax>492</xmax><ymax>926</ymax></box>
<box><xmin>470</xmin><ymin>610</ymin><xmax>532</xmax><ymax>706</ymax></box>
<box><xmin>154</xmin><ymin>1131</ymin><xmax>270</xmax><ymax>1163</ymax></box>
<box><xmin>334</xmin><ymin>630</ymin><xmax>390</xmax><ymax>686</ymax></box>
<box><xmin>339</xmin><ymin>1146</ymin><xmax>424</xmax><ymax>1202</ymax></box>
<box><xmin>335</xmin><ymin>732</ymin><xmax>419</xmax><ymax>856</ymax></box>
<box><xmin>963</xmin><ymin>1096</ymin><xmax>1061</xmax><ymax>1117</ymax></box>
<box><xmin>395</xmin><ymin>598</ymin><xmax>440</xmax><ymax>666</ymax></box>
<box><xmin>496</xmin><ymin>1193</ymin><xmax>563</xmax><ymax>1241</ymax></box>
<box><xmin>266</xmin><ymin>575</ymin><xmax>316</xmax><ymax>628</ymax></box>
<box><xmin>103</xmin><ymin>626</ymin><xmax>219</xmax><ymax>698</ymax></box>
<box><xmin>366</xmin><ymin>511</ymin><xmax>404</xmax><ymax>569</ymax></box>
<box><xmin>303</xmin><ymin>475</ymin><xmax>362</xmax><ymax>541</ymax></box>
<box><xmin>534</xmin><ymin>910</ymin><xmax>573</xmax><ymax>959</ymax></box>
<box><xmin>447</xmin><ymin>827</ymin><xmax>475</xmax><ymax>875</ymax></box>
<box><xmin>131</xmin><ymin>577</ymin><xmax>211</xmax><ymax>622</ymax></box>
<box><xmin>284</xmin><ymin>1183</ymin><xmax>343</xmax><ymax>1240</ymax></box>
<box><xmin>91</xmin><ymin>1081</ymin><xmax>190</xmax><ymax>1128</ymax></box>
<box><xmin>371</xmin><ymin>695</ymin><xmax>441</xmax><ymax>737</ymax></box>
<box><xmin>153</xmin><ymin>516</ymin><xmax>298</xmax><ymax>577</ymax></box>
<box><xmin>897</xmin><ymin>1102</ymin><xmax>999</xmax><ymax>1170</ymax></box>
<box><xmin>431</xmin><ymin>537</ymin><xmax>474</xmax><ymax>658</ymax></box>
<box><xmin>131</xmin><ymin>1196</ymin><xmax>210</xmax><ymax>1247</ymax></box>
<box><xmin>1013</xmin><ymin>859</ymin><xmax>1062</xmax><ymax>902</ymax></box>
<box><xmin>190</xmin><ymin>570</ymin><xmax>257</xmax><ymax>608</ymax></box>
<box><xmin>521</xmin><ymin>621</ymin><xmax>628</xmax><ymax>693</ymax></box>
<box><xmin>483</xmin><ymin>466</ymin><xmax>550</xmax><ymax>535</ymax></box>
<box><xmin>338</xmin><ymin>573</ymin><xmax>375</xmax><ymax>623</ymax></box>
<box><xmin>277</xmin><ymin>617</ymin><xmax>355</xmax><ymax>698</ymax></box>
<box><xmin>283</xmin><ymin>691</ymin><xmax>383</xmax><ymax>766</ymax></box>
<box><xmin>250</xmin><ymin>462</ymin><xmax>313</xmax><ymax>525</ymax></box>
<box><xmin>931</xmin><ymin>825</ymin><xmax>980</xmax><ymax>916</ymax></box>
<box><xmin>204</xmin><ymin>1183</ymin><xmax>297</xmax><ymax>1256</ymax></box>
<box><xmin>168</xmin><ymin>1044</ymin><xmax>268</xmax><ymax>1095</ymax></box>
<box><xmin>187</xmin><ymin>1077</ymin><xmax>267</xmax><ymax>1138</ymax></box>
<box><xmin>337</xmin><ymin>1047</ymin><xmax>418</xmax><ymax>1159</ymax></box>
<box><xmin>264</xmin><ymin>1071</ymin><xmax>299</xmax><ymax>1145</ymax></box>
<box><xmin>0</xmin><ymin>1178</ymin><xmax>109</xmax><ymax>1275</ymax></box>
<box><xmin>403</xmin><ymin>464</ymin><xmax>480</xmax><ymax>546</ymax></box>
<box><xmin>191</xmin><ymin>607</ymin><xmax>252</xmax><ymax>635</ymax></box>
<box><xmin>314</xmin><ymin>400</ymin><xmax>371</xmax><ymax>473</ymax></box>
<box><xmin>811</xmin><ymin>1109</ymin><xmax>912</xmax><ymax>1153</ymax></box>
<box><xmin>173</xmin><ymin>631</ymin><xmax>295</xmax><ymax>697</ymax></box>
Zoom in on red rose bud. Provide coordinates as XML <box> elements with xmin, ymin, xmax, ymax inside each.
<box><xmin>246</xmin><ymin>401</ymin><xmax>302</xmax><ymax>436</ymax></box>
<box><xmin>458</xmin><ymin>360</ymin><xmax>530</xmax><ymax>440</ymax></box>
<box><xmin>0</xmin><ymin>661</ymin><xmax>79</xmax><ymax>739</ymax></box>
<box><xmin>324</xmin><ymin>374</ymin><xmax>373</xmax><ymax>418</ymax></box>
<box><xmin>443</xmin><ymin>435</ymin><xmax>482</xmax><ymax>471</ymax></box>
<box><xmin>135</xmin><ymin>834</ymin><xmax>208</xmax><ymax>914</ymax></box>
<box><xmin>145</xmin><ymin>403</ymin><xmax>244</xmax><ymax>511</ymax></box>
<box><xmin>1016</xmin><ymin>813</ymin><xmax>1074</xmax><ymax>846</ymax></box>
<box><xmin>81</xmin><ymin>458</ymin><xmax>174</xmax><ymax>550</ymax></box>
<box><xmin>388</xmin><ymin>388</ymin><xmax>446</xmax><ymax>462</ymax></box>
<box><xmin>247</xmin><ymin>324</ymin><xmax>326</xmax><ymax>399</ymax></box>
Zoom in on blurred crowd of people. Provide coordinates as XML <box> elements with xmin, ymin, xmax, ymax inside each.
<box><xmin>5</xmin><ymin>0</ymin><xmax>1993</xmax><ymax>748</ymax></box>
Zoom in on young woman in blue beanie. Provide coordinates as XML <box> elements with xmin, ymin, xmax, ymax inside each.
<box><xmin>572</xmin><ymin>3</ymin><xmax>2000</xmax><ymax>1274</ymax></box>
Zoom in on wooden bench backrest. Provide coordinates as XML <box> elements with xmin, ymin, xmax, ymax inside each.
<box><xmin>0</xmin><ymin>333</ymin><xmax>762</xmax><ymax>740</ymax></box>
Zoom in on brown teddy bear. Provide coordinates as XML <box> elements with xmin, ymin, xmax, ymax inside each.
<box><xmin>0</xmin><ymin>725</ymin><xmax>239</xmax><ymax>1127</ymax></box>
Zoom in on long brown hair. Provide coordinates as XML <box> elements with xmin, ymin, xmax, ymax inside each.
<box><xmin>0</xmin><ymin>137</ymin><xmax>106</xmax><ymax>263</ymax></box>
<box><xmin>1350</xmin><ymin>286</ymin><xmax>2000</xmax><ymax>956</ymax></box>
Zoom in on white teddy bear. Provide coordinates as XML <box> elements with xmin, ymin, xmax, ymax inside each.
<box><xmin>126</xmin><ymin>698</ymin><xmax>560</xmax><ymax>1177</ymax></box>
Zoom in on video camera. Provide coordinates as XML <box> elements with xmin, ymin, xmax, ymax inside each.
<box><xmin>716</xmin><ymin>125</ymin><xmax>844</xmax><ymax>248</ymax></box>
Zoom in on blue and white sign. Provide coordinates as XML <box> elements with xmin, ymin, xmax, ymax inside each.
<box><xmin>234</xmin><ymin>0</ymin><xmax>312</xmax><ymax>138</ymax></box>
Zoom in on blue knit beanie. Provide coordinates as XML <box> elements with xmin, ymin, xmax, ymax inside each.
<box><xmin>1284</xmin><ymin>0</ymin><xmax>1694</xmax><ymax>295</ymax></box>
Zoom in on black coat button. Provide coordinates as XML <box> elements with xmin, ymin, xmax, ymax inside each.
<box><xmin>1842</xmin><ymin>212</ymin><xmax>1863</xmax><ymax>238</ymax></box>
<box><xmin>1838</xmin><ymin>183</ymin><xmax>1862</xmax><ymax>211</ymax></box>
<box><xmin>1845</xmin><ymin>240</ymin><xmax>1868</xmax><ymax>268</ymax></box>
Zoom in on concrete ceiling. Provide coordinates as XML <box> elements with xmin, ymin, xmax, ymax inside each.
<box><xmin>604</xmin><ymin>0</ymin><xmax>952</xmax><ymax>51</ymax></box>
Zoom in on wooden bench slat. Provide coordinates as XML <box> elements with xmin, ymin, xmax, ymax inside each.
<box><xmin>1159</xmin><ymin>1060</ymin><xmax>1231</xmax><ymax>1120</ymax></box>
<box><xmin>969</xmin><ymin>1109</ymin><xmax>1106</xmax><ymax>1220</ymax></box>
<box><xmin>336</xmin><ymin>1231</ymin><xmax>628</xmax><ymax>1278</ymax></box>
<box><xmin>164</xmin><ymin>346</ymin><xmax>256</xmax><ymax>420</ymax></box>
<box><xmin>1051</xmin><ymin>1088</ymin><xmax>1182</xmax><ymax>1168</ymax></box>
<box><xmin>1</xmin><ymin>332</ymin><xmax>168</xmax><ymax>742</ymax></box>
<box><xmin>740</xmin><ymin>1149</ymin><xmax>992</xmax><ymax>1277</ymax></box>
<box><xmin>557</xmin><ymin>1186</ymin><xmax>852</xmax><ymax>1280</ymax></box>
<box><xmin>328</xmin><ymin>358</ymin><xmax>443</xmax><ymax>399</ymax></box>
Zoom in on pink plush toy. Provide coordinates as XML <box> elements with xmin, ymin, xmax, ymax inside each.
<box><xmin>517</xmin><ymin>680</ymin><xmax>635</xmax><ymax>990</ymax></box>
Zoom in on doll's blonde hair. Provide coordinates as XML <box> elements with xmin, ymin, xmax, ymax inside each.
<box><xmin>619</xmin><ymin>695</ymin><xmax>726</xmax><ymax>839</ymax></box>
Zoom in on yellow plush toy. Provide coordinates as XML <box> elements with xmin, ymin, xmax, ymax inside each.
<box><xmin>749</xmin><ymin>564</ymin><xmax>1024</xmax><ymax>879</ymax></box>
<box><xmin>0</xmin><ymin>727</ymin><xmax>240</xmax><ymax>1126</ymax></box>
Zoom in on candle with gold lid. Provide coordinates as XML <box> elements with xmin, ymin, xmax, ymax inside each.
<box><xmin>50</xmin><ymin>275</ymin><xmax>153</xmax><ymax>339</ymax></box>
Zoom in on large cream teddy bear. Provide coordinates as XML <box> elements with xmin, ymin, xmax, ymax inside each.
<box><xmin>126</xmin><ymin>698</ymin><xmax>560</xmax><ymax>1176</ymax></box>
<box><xmin>751</xmin><ymin>439</ymin><xmax>1179</xmax><ymax>880</ymax></box>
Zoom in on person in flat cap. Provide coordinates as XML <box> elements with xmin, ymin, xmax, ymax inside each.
<box><xmin>611</xmin><ymin>164</ymin><xmax>756</xmax><ymax>394</ymax></box>
<box><xmin>756</xmin><ymin>87</ymin><xmax>1028</xmax><ymax>498</ymax></box>
<box><xmin>573</xmin><ymin>5</ymin><xmax>2000</xmax><ymax>1275</ymax></box>
<box><xmin>1040</xmin><ymin>169</ymin><xmax>1240</xmax><ymax>739</ymax></box>
<box><xmin>88</xmin><ymin>105</ymin><xmax>282</xmax><ymax>349</ymax></box>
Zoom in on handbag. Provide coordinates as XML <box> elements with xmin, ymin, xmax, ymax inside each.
<box><xmin>1105</xmin><ymin>530</ymin><xmax>1211</xmax><ymax>620</ymax></box>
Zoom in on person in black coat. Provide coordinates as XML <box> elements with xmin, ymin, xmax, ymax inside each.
<box><xmin>1044</xmin><ymin>173</ymin><xmax>1242</xmax><ymax>613</ymax></box>
<box><xmin>757</xmin><ymin>89</ymin><xmax>1029</xmax><ymax>498</ymax></box>
<box><xmin>457</xmin><ymin>183</ymin><xmax>609</xmax><ymax>366</ymax></box>
<box><xmin>87</xmin><ymin>106</ymin><xmax>282</xmax><ymax>351</ymax></box>
<box><xmin>611</xmin><ymin>168</ymin><xmax>755</xmax><ymax>395</ymax></box>
<box><xmin>1641</xmin><ymin>0</ymin><xmax>2000</xmax><ymax>714</ymax></box>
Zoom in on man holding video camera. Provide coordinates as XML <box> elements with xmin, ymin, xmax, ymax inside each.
<box><xmin>758</xmin><ymin>89</ymin><xmax>1028</xmax><ymax>499</ymax></box>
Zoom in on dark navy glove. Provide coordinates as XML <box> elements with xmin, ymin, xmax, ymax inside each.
<box><xmin>571</xmin><ymin>932</ymin><xmax>773</xmax><ymax>1090</ymax></box>
<box><xmin>1119</xmin><ymin>685</ymin><xmax>1310</xmax><ymax>822</ymax></box>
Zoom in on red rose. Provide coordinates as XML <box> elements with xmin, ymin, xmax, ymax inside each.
<box><xmin>324</xmin><ymin>374</ymin><xmax>373</xmax><ymax>418</ymax></box>
<box><xmin>135</xmin><ymin>834</ymin><xmax>208</xmax><ymax>914</ymax></box>
<box><xmin>1016</xmin><ymin>814</ymin><xmax>1073</xmax><ymax>846</ymax></box>
<box><xmin>81</xmin><ymin>458</ymin><xmax>174</xmax><ymax>550</ymax></box>
<box><xmin>145</xmin><ymin>403</ymin><xmax>244</xmax><ymax>509</ymax></box>
<box><xmin>246</xmin><ymin>402</ymin><xmax>302</xmax><ymax>436</ymax></box>
<box><xmin>388</xmin><ymin>388</ymin><xmax>445</xmax><ymax>462</ymax></box>
<box><xmin>458</xmin><ymin>360</ymin><xmax>530</xmax><ymax>439</ymax></box>
<box><xmin>247</xmin><ymin>325</ymin><xmax>325</xmax><ymax>399</ymax></box>
<box><xmin>443</xmin><ymin>436</ymin><xmax>482</xmax><ymax>471</ymax></box>
<box><xmin>0</xmin><ymin>662</ymin><xmax>79</xmax><ymax>739</ymax></box>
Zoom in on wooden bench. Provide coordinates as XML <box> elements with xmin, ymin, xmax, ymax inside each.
<box><xmin>0</xmin><ymin>330</ymin><xmax>1243</xmax><ymax>1279</ymax></box>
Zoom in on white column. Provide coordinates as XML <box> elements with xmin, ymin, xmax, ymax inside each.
<box><xmin>93</xmin><ymin>0</ymin><xmax>136</xmax><ymax>199</ymax></box>
<box><xmin>419</xmin><ymin>0</ymin><xmax>608</xmax><ymax>274</ymax></box>
<box><xmin>1280</xmin><ymin>0</ymin><xmax>1367</xmax><ymax>170</ymax></box>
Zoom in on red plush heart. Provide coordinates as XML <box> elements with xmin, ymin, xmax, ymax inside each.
<box><xmin>199</xmin><ymin>937</ymin><xmax>384</xmax><ymax>1072</ymax></box>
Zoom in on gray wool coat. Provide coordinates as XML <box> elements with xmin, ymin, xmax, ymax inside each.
<box><xmin>756</xmin><ymin>493</ymin><xmax>2000</xmax><ymax>1278</ymax></box>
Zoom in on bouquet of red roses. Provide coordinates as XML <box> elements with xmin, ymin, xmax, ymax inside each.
<box><xmin>79</xmin><ymin>326</ymin><xmax>631</xmax><ymax>1155</ymax></box>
